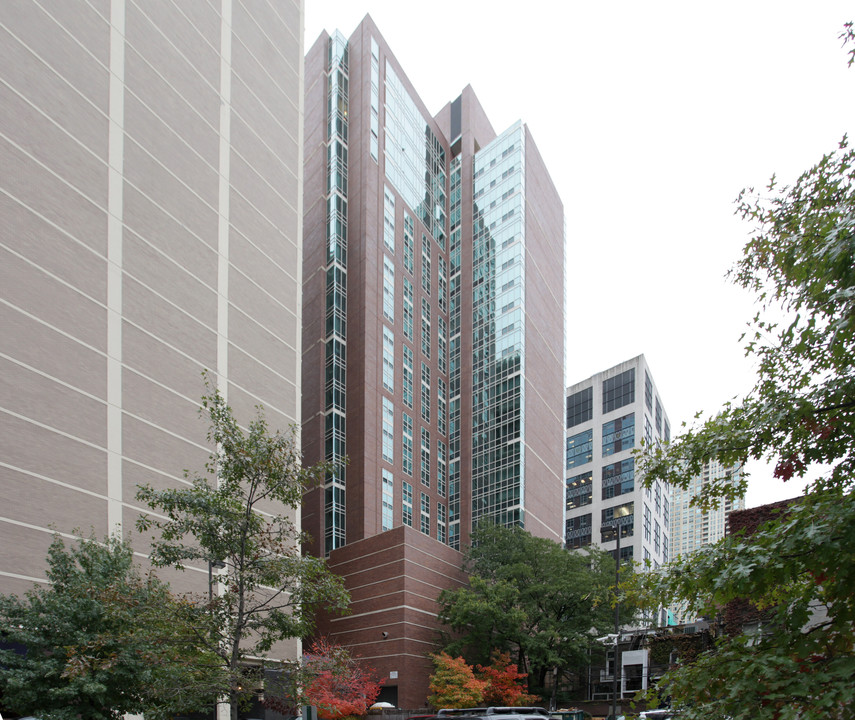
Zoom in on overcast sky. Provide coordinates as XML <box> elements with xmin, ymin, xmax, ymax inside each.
<box><xmin>304</xmin><ymin>1</ymin><xmax>854</xmax><ymax>508</ymax></box>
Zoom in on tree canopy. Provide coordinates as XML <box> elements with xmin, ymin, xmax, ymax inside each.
<box><xmin>0</xmin><ymin>535</ymin><xmax>223</xmax><ymax>720</ymax></box>
<box><xmin>437</xmin><ymin>524</ymin><xmax>637</xmax><ymax>698</ymax></box>
<box><xmin>137</xmin><ymin>383</ymin><xmax>349</xmax><ymax>720</ymax></box>
<box><xmin>635</xmin><ymin>23</ymin><xmax>855</xmax><ymax>720</ymax></box>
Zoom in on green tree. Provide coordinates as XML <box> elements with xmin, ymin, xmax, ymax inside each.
<box><xmin>437</xmin><ymin>524</ymin><xmax>634</xmax><ymax>698</ymax></box>
<box><xmin>0</xmin><ymin>534</ymin><xmax>223</xmax><ymax>720</ymax></box>
<box><xmin>635</xmin><ymin>24</ymin><xmax>855</xmax><ymax>720</ymax></box>
<box><xmin>136</xmin><ymin>384</ymin><xmax>350</xmax><ymax>720</ymax></box>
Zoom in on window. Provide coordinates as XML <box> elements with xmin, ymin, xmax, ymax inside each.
<box><xmin>381</xmin><ymin>469</ymin><xmax>394</xmax><ymax>531</ymax></box>
<box><xmin>655</xmin><ymin>397</ymin><xmax>663</xmax><ymax>436</ymax></box>
<box><xmin>566</xmin><ymin>513</ymin><xmax>592</xmax><ymax>549</ymax></box>
<box><xmin>663</xmin><ymin>496</ymin><xmax>670</xmax><ymax>527</ymax></box>
<box><xmin>437</xmin><ymin>377</ymin><xmax>447</xmax><ymax>436</ymax></box>
<box><xmin>438</xmin><ymin>255</ymin><xmax>447</xmax><ymax>313</ymax></box>
<box><xmin>403</xmin><ymin>212</ymin><xmax>414</xmax><ymax>274</ymax></box>
<box><xmin>402</xmin><ymin>345</ymin><xmax>414</xmax><ymax>408</ymax></box>
<box><xmin>421</xmin><ymin>298</ymin><xmax>431</xmax><ymax>358</ymax></box>
<box><xmin>402</xmin><ymin>481</ymin><xmax>413</xmax><ymax>527</ymax></box>
<box><xmin>566</xmin><ymin>429</ymin><xmax>593</xmax><ymax>469</ymax></box>
<box><xmin>420</xmin><ymin>427</ymin><xmax>431</xmax><ymax>487</ymax></box>
<box><xmin>645</xmin><ymin>370</ymin><xmax>653</xmax><ymax>412</ymax></box>
<box><xmin>383</xmin><ymin>256</ymin><xmax>394</xmax><ymax>322</ymax></box>
<box><xmin>654</xmin><ymin>520</ymin><xmax>661</xmax><ymax>554</ymax></box>
<box><xmin>421</xmin><ymin>235</ymin><xmax>431</xmax><ymax>294</ymax></box>
<box><xmin>655</xmin><ymin>481</ymin><xmax>661</xmax><ymax>514</ymax></box>
<box><xmin>566</xmin><ymin>471</ymin><xmax>592</xmax><ymax>509</ymax></box>
<box><xmin>402</xmin><ymin>277</ymin><xmax>414</xmax><ymax>341</ymax></box>
<box><xmin>420</xmin><ymin>362</ymin><xmax>431</xmax><ymax>423</ymax></box>
<box><xmin>601</xmin><ymin>502</ymin><xmax>634</xmax><ymax>542</ymax></box>
<box><xmin>383</xmin><ymin>186</ymin><xmax>395</xmax><ymax>252</ymax></box>
<box><xmin>437</xmin><ymin>439</ymin><xmax>447</xmax><ymax>496</ymax></box>
<box><xmin>664</xmin><ymin>419</ymin><xmax>671</xmax><ymax>444</ymax></box>
<box><xmin>382</xmin><ymin>326</ymin><xmax>394</xmax><ymax>392</ymax></box>
<box><xmin>644</xmin><ymin>504</ymin><xmax>652</xmax><ymax>542</ymax></box>
<box><xmin>602</xmin><ymin>413</ymin><xmax>634</xmax><ymax>456</ymax></box>
<box><xmin>566</xmin><ymin>386</ymin><xmax>593</xmax><ymax>427</ymax></box>
<box><xmin>381</xmin><ymin>397</ymin><xmax>393</xmax><ymax>463</ymax></box>
<box><xmin>602</xmin><ymin>459</ymin><xmax>634</xmax><ymax>500</ymax></box>
<box><xmin>420</xmin><ymin>492</ymin><xmax>430</xmax><ymax>534</ymax></box>
<box><xmin>644</xmin><ymin>416</ymin><xmax>653</xmax><ymax>447</ymax></box>
<box><xmin>437</xmin><ymin>502</ymin><xmax>447</xmax><ymax>543</ymax></box>
<box><xmin>437</xmin><ymin>315</ymin><xmax>447</xmax><ymax>375</ymax></box>
<box><xmin>663</xmin><ymin>534</ymin><xmax>669</xmax><ymax>563</ymax></box>
<box><xmin>402</xmin><ymin>413</ymin><xmax>413</xmax><ymax>476</ymax></box>
<box><xmin>603</xmin><ymin>368</ymin><xmax>635</xmax><ymax>413</ymax></box>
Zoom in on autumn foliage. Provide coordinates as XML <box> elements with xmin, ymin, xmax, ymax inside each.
<box><xmin>477</xmin><ymin>652</ymin><xmax>540</xmax><ymax>706</ymax></box>
<box><xmin>303</xmin><ymin>639</ymin><xmax>383</xmax><ymax>720</ymax></box>
<box><xmin>428</xmin><ymin>651</ymin><xmax>538</xmax><ymax>710</ymax></box>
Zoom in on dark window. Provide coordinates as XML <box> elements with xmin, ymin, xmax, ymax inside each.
<box><xmin>664</xmin><ymin>419</ymin><xmax>671</xmax><ymax>444</ymax></box>
<box><xmin>610</xmin><ymin>546</ymin><xmax>634</xmax><ymax>563</ymax></box>
<box><xmin>566</xmin><ymin>471</ymin><xmax>592</xmax><ymax>509</ymax></box>
<box><xmin>601</xmin><ymin>501</ymin><xmax>634</xmax><ymax>541</ymax></box>
<box><xmin>602</xmin><ymin>413</ymin><xmax>634</xmax><ymax>456</ymax></box>
<box><xmin>645</xmin><ymin>371</ymin><xmax>653</xmax><ymax>412</ymax></box>
<box><xmin>566</xmin><ymin>513</ymin><xmax>592</xmax><ymax>548</ymax></box>
<box><xmin>566</xmin><ymin>386</ymin><xmax>593</xmax><ymax>428</ymax></box>
<box><xmin>602</xmin><ymin>458</ymin><xmax>634</xmax><ymax>499</ymax></box>
<box><xmin>603</xmin><ymin>369</ymin><xmax>635</xmax><ymax>413</ymax></box>
<box><xmin>566</xmin><ymin>429</ymin><xmax>593</xmax><ymax>469</ymax></box>
<box><xmin>655</xmin><ymin>397</ymin><xmax>663</xmax><ymax>435</ymax></box>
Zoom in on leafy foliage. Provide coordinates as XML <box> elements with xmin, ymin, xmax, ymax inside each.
<box><xmin>477</xmin><ymin>651</ymin><xmax>540</xmax><ymax>706</ymax></box>
<box><xmin>428</xmin><ymin>652</ymin><xmax>488</xmax><ymax>709</ymax></box>
<box><xmin>301</xmin><ymin>638</ymin><xmax>383</xmax><ymax>719</ymax></box>
<box><xmin>0</xmin><ymin>535</ymin><xmax>223</xmax><ymax>720</ymax></box>
<box><xmin>136</xmin><ymin>382</ymin><xmax>350</xmax><ymax>719</ymax></box>
<box><xmin>635</xmin><ymin>26</ymin><xmax>855</xmax><ymax>720</ymax></box>
<box><xmin>437</xmin><ymin>524</ymin><xmax>639</xmax><ymax>696</ymax></box>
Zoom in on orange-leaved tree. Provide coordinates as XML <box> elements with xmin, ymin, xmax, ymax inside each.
<box><xmin>428</xmin><ymin>652</ymin><xmax>488</xmax><ymax>709</ymax></box>
<box><xmin>477</xmin><ymin>651</ymin><xmax>540</xmax><ymax>706</ymax></box>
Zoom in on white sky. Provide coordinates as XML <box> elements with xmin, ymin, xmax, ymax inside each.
<box><xmin>304</xmin><ymin>1</ymin><xmax>854</xmax><ymax>508</ymax></box>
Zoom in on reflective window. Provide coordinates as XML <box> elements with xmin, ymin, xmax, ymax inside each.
<box><xmin>381</xmin><ymin>397</ymin><xmax>393</xmax><ymax>463</ymax></box>
<box><xmin>381</xmin><ymin>469</ymin><xmax>393</xmax><ymax>531</ymax></box>
<box><xmin>566</xmin><ymin>513</ymin><xmax>592</xmax><ymax>549</ymax></box>
<box><xmin>601</xmin><ymin>501</ymin><xmax>634</xmax><ymax>541</ymax></box>
<box><xmin>566</xmin><ymin>429</ymin><xmax>593</xmax><ymax>469</ymax></box>
<box><xmin>437</xmin><ymin>502</ymin><xmax>447</xmax><ymax>544</ymax></box>
<box><xmin>402</xmin><ymin>481</ymin><xmax>413</xmax><ymax>527</ymax></box>
<box><xmin>402</xmin><ymin>345</ymin><xmax>413</xmax><ymax>408</ymax></box>
<box><xmin>566</xmin><ymin>471</ymin><xmax>592</xmax><ymax>509</ymax></box>
<box><xmin>421</xmin><ymin>362</ymin><xmax>431</xmax><ymax>423</ymax></box>
<box><xmin>402</xmin><ymin>413</ymin><xmax>413</xmax><ymax>476</ymax></box>
<box><xmin>420</xmin><ymin>427</ymin><xmax>430</xmax><ymax>487</ymax></box>
<box><xmin>602</xmin><ymin>458</ymin><xmax>634</xmax><ymax>500</ymax></box>
<box><xmin>383</xmin><ymin>187</ymin><xmax>395</xmax><ymax>252</ymax></box>
<box><xmin>383</xmin><ymin>256</ymin><xmax>394</xmax><ymax>322</ymax></box>
<box><xmin>403</xmin><ymin>277</ymin><xmax>414</xmax><ymax>340</ymax></box>
<box><xmin>603</xmin><ymin>368</ymin><xmax>635</xmax><ymax>413</ymax></box>
<box><xmin>382</xmin><ymin>326</ymin><xmax>394</xmax><ymax>393</ymax></box>
<box><xmin>602</xmin><ymin>413</ymin><xmax>634</xmax><ymax>456</ymax></box>
<box><xmin>420</xmin><ymin>492</ymin><xmax>430</xmax><ymax>535</ymax></box>
<box><xmin>567</xmin><ymin>386</ymin><xmax>593</xmax><ymax>428</ymax></box>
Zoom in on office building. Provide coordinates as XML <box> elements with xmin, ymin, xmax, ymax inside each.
<box><xmin>670</xmin><ymin>460</ymin><xmax>744</xmax><ymax>623</ymax></box>
<box><xmin>1</xmin><ymin>0</ymin><xmax>306</xmax><ymax>673</ymax></box>
<box><xmin>564</xmin><ymin>355</ymin><xmax>671</xmax><ymax>570</ymax></box>
<box><xmin>301</xmin><ymin>16</ymin><xmax>566</xmax><ymax>707</ymax></box>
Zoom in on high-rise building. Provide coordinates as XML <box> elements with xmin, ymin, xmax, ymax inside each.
<box><xmin>669</xmin><ymin>460</ymin><xmax>744</xmax><ymax>623</ymax></box>
<box><xmin>1</xmin><ymin>0</ymin><xmax>306</xmax><ymax>672</ymax></box>
<box><xmin>301</xmin><ymin>16</ymin><xmax>566</xmax><ymax>707</ymax></box>
<box><xmin>564</xmin><ymin>355</ymin><xmax>671</xmax><ymax>570</ymax></box>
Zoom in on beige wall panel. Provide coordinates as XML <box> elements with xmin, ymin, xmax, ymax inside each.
<box><xmin>123</xmin><ymin>230</ymin><xmax>217</xmax><ymax>329</ymax></box>
<box><xmin>173</xmin><ymin>0</ymin><xmax>220</xmax><ymax>46</ymax></box>
<box><xmin>0</xmin><ymin>524</ymin><xmax>54</xmax><ymax>583</ymax></box>
<box><xmin>133</xmin><ymin>0</ymin><xmax>220</xmax><ymax>88</ymax></box>
<box><xmin>229</xmin><ymin>152</ymin><xmax>295</xmax><ymax>237</ymax></box>
<box><xmin>230</xmin><ymin>114</ymin><xmax>299</xmax><ymax>211</ymax></box>
<box><xmin>122</xmin><ymin>322</ymin><xmax>209</xmax><ymax>400</ymax></box>
<box><xmin>228</xmin><ymin>347</ymin><xmax>297</xmax><ymax>419</ymax></box>
<box><xmin>30</xmin><ymin>0</ymin><xmax>110</xmax><ymax>66</ymax></box>
<box><xmin>122</xmin><ymin>413</ymin><xmax>209</xmax><ymax>480</ymax></box>
<box><xmin>124</xmin><ymin>1</ymin><xmax>219</xmax><ymax>123</ymax></box>
<box><xmin>230</xmin><ymin>75</ymin><xmax>297</xmax><ymax>163</ymax></box>
<box><xmin>122</xmin><ymin>369</ymin><xmax>203</xmax><ymax>441</ymax></box>
<box><xmin>123</xmin><ymin>140</ymin><xmax>218</xmax><ymax>247</ymax></box>
<box><xmin>229</xmin><ymin>192</ymin><xmax>299</xmax><ymax>273</ymax></box>
<box><xmin>229</xmin><ymin>232</ymin><xmax>298</xmax><ymax>309</ymax></box>
<box><xmin>0</xmin><ymin>574</ymin><xmax>46</xmax><ymax>597</ymax></box>
<box><xmin>1</xmin><ymin>466</ymin><xmax>108</xmax><ymax>538</ymax></box>
<box><xmin>0</xmin><ymin>83</ymin><xmax>108</xmax><ymax>208</ymax></box>
<box><xmin>122</xmin><ymin>458</ymin><xmax>193</xmax><ymax>498</ymax></box>
<box><xmin>0</xmin><ymin>412</ymin><xmax>107</xmax><ymax>495</ymax></box>
<box><xmin>0</xmin><ymin>304</ymin><xmax>106</xmax><ymax>399</ymax></box>
<box><xmin>123</xmin><ymin>186</ymin><xmax>218</xmax><ymax>282</ymax></box>
<box><xmin>0</xmin><ymin>1</ymin><xmax>109</xmax><ymax>110</ymax></box>
<box><xmin>228</xmin><ymin>270</ymin><xmax>297</xmax><ymax>347</ymax></box>
<box><xmin>122</xmin><ymin>275</ymin><xmax>217</xmax><ymax>369</ymax></box>
<box><xmin>1</xmin><ymin>246</ymin><xmax>107</xmax><ymax>351</ymax></box>
<box><xmin>0</xmin><ymin>138</ymin><xmax>107</xmax><ymax>255</ymax></box>
<box><xmin>0</xmin><ymin>26</ymin><xmax>108</xmax><ymax>158</ymax></box>
<box><xmin>228</xmin><ymin>309</ymin><xmax>295</xmax><ymax>377</ymax></box>
<box><xmin>0</xmin><ymin>357</ymin><xmax>107</xmax><ymax>447</ymax></box>
<box><xmin>1</xmin><ymin>192</ymin><xmax>108</xmax><ymax>304</ymax></box>
<box><xmin>123</xmin><ymin>46</ymin><xmax>219</xmax><ymax>168</ymax></box>
<box><xmin>123</xmin><ymin>93</ymin><xmax>218</xmax><ymax>205</ymax></box>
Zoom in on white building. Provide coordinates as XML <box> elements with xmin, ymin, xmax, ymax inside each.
<box><xmin>565</xmin><ymin>355</ymin><xmax>671</xmax><ymax>569</ymax></box>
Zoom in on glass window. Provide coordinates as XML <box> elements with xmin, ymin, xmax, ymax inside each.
<box><xmin>421</xmin><ymin>362</ymin><xmax>431</xmax><ymax>423</ymax></box>
<box><xmin>566</xmin><ymin>429</ymin><xmax>593</xmax><ymax>469</ymax></box>
<box><xmin>655</xmin><ymin>397</ymin><xmax>663</xmax><ymax>435</ymax></box>
<box><xmin>381</xmin><ymin>397</ymin><xmax>394</xmax><ymax>464</ymax></box>
<box><xmin>645</xmin><ymin>370</ymin><xmax>653</xmax><ymax>412</ymax></box>
<box><xmin>383</xmin><ymin>256</ymin><xmax>394</xmax><ymax>323</ymax></box>
<box><xmin>601</xmin><ymin>501</ymin><xmax>634</xmax><ymax>542</ymax></box>
<box><xmin>402</xmin><ymin>345</ymin><xmax>413</xmax><ymax>408</ymax></box>
<box><xmin>644</xmin><ymin>504</ymin><xmax>652</xmax><ymax>542</ymax></box>
<box><xmin>603</xmin><ymin>368</ymin><xmax>635</xmax><ymax>413</ymax></box>
<box><xmin>402</xmin><ymin>481</ymin><xmax>413</xmax><ymax>527</ymax></box>
<box><xmin>383</xmin><ymin>187</ymin><xmax>395</xmax><ymax>252</ymax></box>
<box><xmin>437</xmin><ymin>377</ymin><xmax>447</xmax><ymax>436</ymax></box>
<box><xmin>566</xmin><ymin>471</ymin><xmax>592</xmax><ymax>509</ymax></box>
<box><xmin>382</xmin><ymin>326</ymin><xmax>394</xmax><ymax>393</ymax></box>
<box><xmin>403</xmin><ymin>277</ymin><xmax>414</xmax><ymax>340</ymax></box>
<box><xmin>566</xmin><ymin>386</ymin><xmax>593</xmax><ymax>428</ymax></box>
<box><xmin>602</xmin><ymin>458</ymin><xmax>634</xmax><ymax>500</ymax></box>
<box><xmin>403</xmin><ymin>212</ymin><xmax>414</xmax><ymax>274</ymax></box>
<box><xmin>566</xmin><ymin>513</ymin><xmax>592</xmax><ymax>549</ymax></box>
<box><xmin>402</xmin><ymin>413</ymin><xmax>413</xmax><ymax>476</ymax></box>
<box><xmin>602</xmin><ymin>413</ymin><xmax>634</xmax><ymax>456</ymax></box>
<box><xmin>421</xmin><ymin>298</ymin><xmax>431</xmax><ymax>358</ymax></box>
<box><xmin>437</xmin><ymin>502</ymin><xmax>447</xmax><ymax>544</ymax></box>
<box><xmin>381</xmin><ymin>469</ymin><xmax>393</xmax><ymax>531</ymax></box>
<box><xmin>421</xmin><ymin>235</ymin><xmax>431</xmax><ymax>295</ymax></box>
<box><xmin>437</xmin><ymin>439</ymin><xmax>447</xmax><ymax>497</ymax></box>
<box><xmin>420</xmin><ymin>427</ymin><xmax>430</xmax><ymax>487</ymax></box>
<box><xmin>420</xmin><ymin>492</ymin><xmax>430</xmax><ymax>535</ymax></box>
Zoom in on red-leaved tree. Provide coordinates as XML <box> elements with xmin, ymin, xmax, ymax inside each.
<box><xmin>477</xmin><ymin>651</ymin><xmax>540</xmax><ymax>706</ymax></box>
